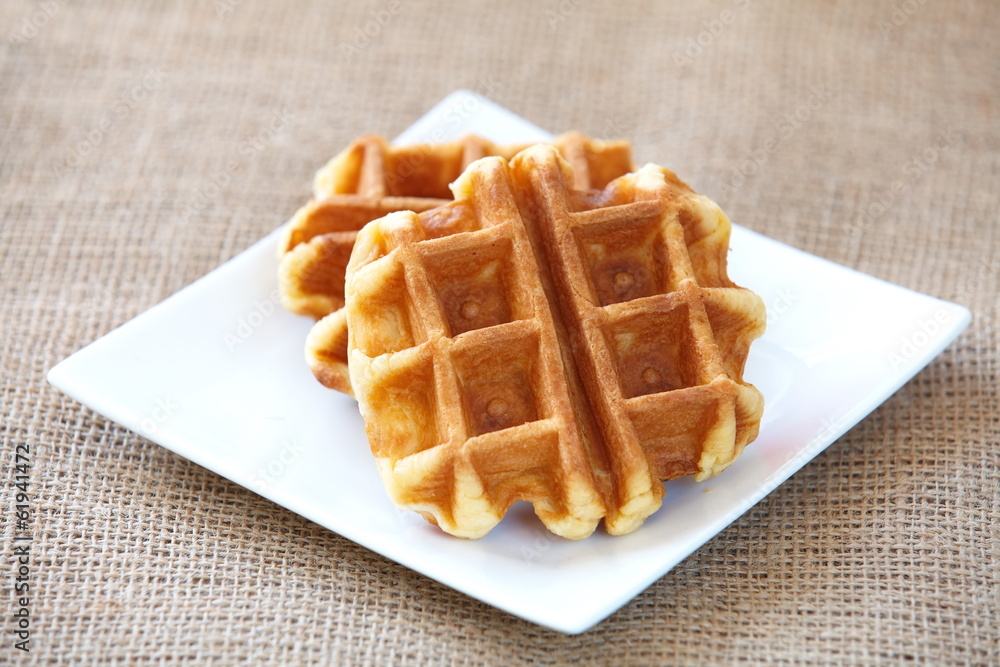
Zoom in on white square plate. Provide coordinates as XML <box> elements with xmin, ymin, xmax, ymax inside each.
<box><xmin>48</xmin><ymin>90</ymin><xmax>971</xmax><ymax>634</ymax></box>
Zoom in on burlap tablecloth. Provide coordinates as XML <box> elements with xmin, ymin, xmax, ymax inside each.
<box><xmin>2</xmin><ymin>1</ymin><xmax>997</xmax><ymax>663</ymax></box>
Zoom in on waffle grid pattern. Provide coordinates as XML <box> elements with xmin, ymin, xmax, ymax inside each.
<box><xmin>293</xmin><ymin>133</ymin><xmax>633</xmax><ymax>394</ymax></box>
<box><xmin>347</xmin><ymin>146</ymin><xmax>764</xmax><ymax>538</ymax></box>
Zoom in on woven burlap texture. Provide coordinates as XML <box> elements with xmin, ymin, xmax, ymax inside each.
<box><xmin>1</xmin><ymin>1</ymin><xmax>997</xmax><ymax>664</ymax></box>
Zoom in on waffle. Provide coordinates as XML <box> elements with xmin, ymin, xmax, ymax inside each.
<box><xmin>280</xmin><ymin>132</ymin><xmax>633</xmax><ymax>394</ymax></box>
<box><xmin>340</xmin><ymin>145</ymin><xmax>766</xmax><ymax>539</ymax></box>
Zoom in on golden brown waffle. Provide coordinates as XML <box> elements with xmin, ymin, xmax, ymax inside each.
<box><xmin>340</xmin><ymin>145</ymin><xmax>765</xmax><ymax>539</ymax></box>
<box><xmin>280</xmin><ymin>132</ymin><xmax>633</xmax><ymax>395</ymax></box>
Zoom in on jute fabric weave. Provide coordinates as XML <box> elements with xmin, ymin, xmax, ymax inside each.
<box><xmin>1</xmin><ymin>1</ymin><xmax>997</xmax><ymax>663</ymax></box>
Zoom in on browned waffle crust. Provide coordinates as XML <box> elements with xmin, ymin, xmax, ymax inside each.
<box><xmin>279</xmin><ymin>132</ymin><xmax>634</xmax><ymax>395</ymax></box>
<box><xmin>342</xmin><ymin>145</ymin><xmax>765</xmax><ymax>538</ymax></box>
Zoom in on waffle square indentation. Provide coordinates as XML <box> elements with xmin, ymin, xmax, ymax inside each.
<box><xmin>452</xmin><ymin>335</ymin><xmax>543</xmax><ymax>436</ymax></box>
<box><xmin>386</xmin><ymin>144</ymin><xmax>465</xmax><ymax>199</ymax></box>
<box><xmin>349</xmin><ymin>257</ymin><xmax>415</xmax><ymax>357</ymax></box>
<box><xmin>421</xmin><ymin>236</ymin><xmax>520</xmax><ymax>337</ymax></box>
<box><xmin>367</xmin><ymin>349</ymin><xmax>441</xmax><ymax>459</ymax></box>
<box><xmin>604</xmin><ymin>303</ymin><xmax>703</xmax><ymax>398</ymax></box>
<box><xmin>573</xmin><ymin>214</ymin><xmax>667</xmax><ymax>306</ymax></box>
